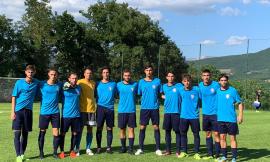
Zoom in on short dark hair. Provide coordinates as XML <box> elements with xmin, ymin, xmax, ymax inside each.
<box><xmin>68</xmin><ymin>72</ymin><xmax>77</xmax><ymax>78</ymax></box>
<box><xmin>100</xmin><ymin>66</ymin><xmax>110</xmax><ymax>73</ymax></box>
<box><xmin>123</xmin><ymin>69</ymin><xmax>131</xmax><ymax>74</ymax></box>
<box><xmin>48</xmin><ymin>67</ymin><xmax>58</xmax><ymax>74</ymax></box>
<box><xmin>166</xmin><ymin>71</ymin><xmax>174</xmax><ymax>76</ymax></box>
<box><xmin>84</xmin><ymin>66</ymin><xmax>93</xmax><ymax>73</ymax></box>
<box><xmin>202</xmin><ymin>69</ymin><xmax>211</xmax><ymax>74</ymax></box>
<box><xmin>25</xmin><ymin>65</ymin><xmax>36</xmax><ymax>72</ymax></box>
<box><xmin>181</xmin><ymin>74</ymin><xmax>192</xmax><ymax>81</ymax></box>
<box><xmin>218</xmin><ymin>73</ymin><xmax>229</xmax><ymax>81</ymax></box>
<box><xmin>144</xmin><ymin>64</ymin><xmax>153</xmax><ymax>70</ymax></box>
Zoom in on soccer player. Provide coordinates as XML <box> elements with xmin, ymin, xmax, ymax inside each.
<box><xmin>161</xmin><ymin>72</ymin><xmax>182</xmax><ymax>156</ymax></box>
<box><xmin>58</xmin><ymin>72</ymin><xmax>81</xmax><ymax>159</ymax></box>
<box><xmin>217</xmin><ymin>74</ymin><xmax>244</xmax><ymax>162</ymax></box>
<box><xmin>75</xmin><ymin>67</ymin><xmax>96</xmax><ymax>156</ymax></box>
<box><xmin>96</xmin><ymin>66</ymin><xmax>117</xmax><ymax>154</ymax></box>
<box><xmin>11</xmin><ymin>65</ymin><xmax>39</xmax><ymax>162</ymax></box>
<box><xmin>117</xmin><ymin>69</ymin><xmax>138</xmax><ymax>154</ymax></box>
<box><xmin>38</xmin><ymin>68</ymin><xmax>62</xmax><ymax>159</ymax></box>
<box><xmin>135</xmin><ymin>65</ymin><xmax>162</xmax><ymax>156</ymax></box>
<box><xmin>178</xmin><ymin>74</ymin><xmax>201</xmax><ymax>160</ymax></box>
<box><xmin>198</xmin><ymin>69</ymin><xmax>221</xmax><ymax>159</ymax></box>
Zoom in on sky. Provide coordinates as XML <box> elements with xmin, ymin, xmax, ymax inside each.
<box><xmin>1</xmin><ymin>0</ymin><xmax>270</xmax><ymax>60</ymax></box>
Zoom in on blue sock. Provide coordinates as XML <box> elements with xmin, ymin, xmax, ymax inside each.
<box><xmin>53</xmin><ymin>135</ymin><xmax>60</xmax><ymax>154</ymax></box>
<box><xmin>206</xmin><ymin>137</ymin><xmax>213</xmax><ymax>156</ymax></box>
<box><xmin>75</xmin><ymin>131</ymin><xmax>82</xmax><ymax>150</ymax></box>
<box><xmin>14</xmin><ymin>131</ymin><xmax>21</xmax><ymax>156</ymax></box>
<box><xmin>107</xmin><ymin>130</ymin><xmax>113</xmax><ymax>149</ymax></box>
<box><xmin>20</xmin><ymin>131</ymin><xmax>28</xmax><ymax>155</ymax></box>
<box><xmin>139</xmin><ymin>129</ymin><xmax>146</xmax><ymax>150</ymax></box>
<box><xmin>38</xmin><ymin>131</ymin><xmax>46</xmax><ymax>154</ymax></box>
<box><xmin>221</xmin><ymin>148</ymin><xmax>227</xmax><ymax>158</ymax></box>
<box><xmin>128</xmin><ymin>138</ymin><xmax>134</xmax><ymax>151</ymax></box>
<box><xmin>181</xmin><ymin>133</ymin><xmax>188</xmax><ymax>153</ymax></box>
<box><xmin>120</xmin><ymin>138</ymin><xmax>126</xmax><ymax>149</ymax></box>
<box><xmin>231</xmin><ymin>148</ymin><xmax>237</xmax><ymax>159</ymax></box>
<box><xmin>215</xmin><ymin>142</ymin><xmax>221</xmax><ymax>157</ymax></box>
<box><xmin>193</xmin><ymin>132</ymin><xmax>200</xmax><ymax>153</ymax></box>
<box><xmin>86</xmin><ymin>132</ymin><xmax>93</xmax><ymax>150</ymax></box>
<box><xmin>165</xmin><ymin>130</ymin><xmax>171</xmax><ymax>152</ymax></box>
<box><xmin>154</xmin><ymin>129</ymin><xmax>161</xmax><ymax>150</ymax></box>
<box><xmin>175</xmin><ymin>132</ymin><xmax>181</xmax><ymax>154</ymax></box>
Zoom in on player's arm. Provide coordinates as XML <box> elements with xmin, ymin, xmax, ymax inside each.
<box><xmin>11</xmin><ymin>96</ymin><xmax>16</xmax><ymax>120</ymax></box>
<box><xmin>237</xmin><ymin>103</ymin><xmax>244</xmax><ymax>124</ymax></box>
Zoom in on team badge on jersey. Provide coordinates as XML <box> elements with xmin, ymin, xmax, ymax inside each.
<box><xmin>173</xmin><ymin>88</ymin><xmax>177</xmax><ymax>92</ymax></box>
<box><xmin>226</xmin><ymin>94</ymin><xmax>230</xmax><ymax>99</ymax></box>
<box><xmin>131</xmin><ymin>87</ymin><xmax>134</xmax><ymax>91</ymax></box>
<box><xmin>152</xmin><ymin>85</ymin><xmax>156</xmax><ymax>89</ymax></box>
<box><xmin>109</xmin><ymin>87</ymin><xmax>112</xmax><ymax>91</ymax></box>
<box><xmin>191</xmin><ymin>94</ymin><xmax>195</xmax><ymax>99</ymax></box>
<box><xmin>210</xmin><ymin>88</ymin><xmax>215</xmax><ymax>93</ymax></box>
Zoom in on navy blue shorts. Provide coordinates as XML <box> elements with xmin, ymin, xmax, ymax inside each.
<box><xmin>202</xmin><ymin>114</ymin><xmax>218</xmax><ymax>132</ymax></box>
<box><xmin>12</xmin><ymin>108</ymin><xmax>33</xmax><ymax>132</ymax></box>
<box><xmin>140</xmin><ymin>109</ymin><xmax>160</xmax><ymax>126</ymax></box>
<box><xmin>118</xmin><ymin>113</ymin><xmax>137</xmax><ymax>129</ymax></box>
<box><xmin>163</xmin><ymin>113</ymin><xmax>180</xmax><ymax>132</ymax></box>
<box><xmin>61</xmin><ymin>117</ymin><xmax>81</xmax><ymax>133</ymax></box>
<box><xmin>39</xmin><ymin>113</ymin><xmax>60</xmax><ymax>129</ymax></box>
<box><xmin>96</xmin><ymin>105</ymin><xmax>114</xmax><ymax>128</ymax></box>
<box><xmin>179</xmin><ymin>118</ymin><xmax>200</xmax><ymax>134</ymax></box>
<box><xmin>218</xmin><ymin>122</ymin><xmax>239</xmax><ymax>135</ymax></box>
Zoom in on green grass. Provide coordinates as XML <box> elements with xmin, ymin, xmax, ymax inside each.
<box><xmin>0</xmin><ymin>103</ymin><xmax>270</xmax><ymax>162</ymax></box>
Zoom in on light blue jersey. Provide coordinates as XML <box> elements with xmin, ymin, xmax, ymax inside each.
<box><xmin>39</xmin><ymin>81</ymin><xmax>62</xmax><ymax>115</ymax></box>
<box><xmin>117</xmin><ymin>81</ymin><xmax>138</xmax><ymax>113</ymax></box>
<box><xmin>217</xmin><ymin>86</ymin><xmax>242</xmax><ymax>123</ymax></box>
<box><xmin>180</xmin><ymin>86</ymin><xmax>201</xmax><ymax>119</ymax></box>
<box><xmin>162</xmin><ymin>83</ymin><xmax>181</xmax><ymax>114</ymax></box>
<box><xmin>96</xmin><ymin>81</ymin><xmax>117</xmax><ymax>110</ymax></box>
<box><xmin>199</xmin><ymin>81</ymin><xmax>220</xmax><ymax>115</ymax></box>
<box><xmin>62</xmin><ymin>85</ymin><xmax>81</xmax><ymax>118</ymax></box>
<box><xmin>137</xmin><ymin>78</ymin><xmax>162</xmax><ymax>109</ymax></box>
<box><xmin>12</xmin><ymin>79</ymin><xmax>39</xmax><ymax>111</ymax></box>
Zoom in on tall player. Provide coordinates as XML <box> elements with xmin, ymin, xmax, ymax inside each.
<box><xmin>135</xmin><ymin>65</ymin><xmax>162</xmax><ymax>156</ymax></box>
<box><xmin>11</xmin><ymin>65</ymin><xmax>39</xmax><ymax>162</ymax></box>
<box><xmin>38</xmin><ymin>68</ymin><xmax>62</xmax><ymax>159</ymax></box>
<box><xmin>199</xmin><ymin>69</ymin><xmax>221</xmax><ymax>160</ymax></box>
<box><xmin>178</xmin><ymin>74</ymin><xmax>201</xmax><ymax>160</ymax></box>
<box><xmin>75</xmin><ymin>67</ymin><xmax>96</xmax><ymax>156</ymax></box>
<box><xmin>96</xmin><ymin>66</ymin><xmax>117</xmax><ymax>154</ymax></box>
<box><xmin>58</xmin><ymin>72</ymin><xmax>81</xmax><ymax>159</ymax></box>
<box><xmin>117</xmin><ymin>69</ymin><xmax>138</xmax><ymax>154</ymax></box>
<box><xmin>217</xmin><ymin>74</ymin><xmax>244</xmax><ymax>162</ymax></box>
<box><xmin>161</xmin><ymin>71</ymin><xmax>182</xmax><ymax>156</ymax></box>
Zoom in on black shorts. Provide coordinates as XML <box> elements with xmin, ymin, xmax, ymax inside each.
<box><xmin>218</xmin><ymin>122</ymin><xmax>239</xmax><ymax>135</ymax></box>
<box><xmin>179</xmin><ymin>118</ymin><xmax>200</xmax><ymax>134</ymax></box>
<box><xmin>202</xmin><ymin>114</ymin><xmax>218</xmax><ymax>132</ymax></box>
<box><xmin>163</xmin><ymin>113</ymin><xmax>180</xmax><ymax>132</ymax></box>
<box><xmin>12</xmin><ymin>108</ymin><xmax>33</xmax><ymax>132</ymax></box>
<box><xmin>118</xmin><ymin>113</ymin><xmax>137</xmax><ymax>129</ymax></box>
<box><xmin>140</xmin><ymin>109</ymin><xmax>160</xmax><ymax>126</ymax></box>
<box><xmin>96</xmin><ymin>105</ymin><xmax>114</xmax><ymax>128</ymax></box>
<box><xmin>61</xmin><ymin>117</ymin><xmax>81</xmax><ymax>133</ymax></box>
<box><xmin>81</xmin><ymin>112</ymin><xmax>96</xmax><ymax>126</ymax></box>
<box><xmin>39</xmin><ymin>113</ymin><xmax>60</xmax><ymax>129</ymax></box>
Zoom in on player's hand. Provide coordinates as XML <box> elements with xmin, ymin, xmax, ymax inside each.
<box><xmin>161</xmin><ymin>95</ymin><xmax>165</xmax><ymax>99</ymax></box>
<box><xmin>10</xmin><ymin>112</ymin><xmax>16</xmax><ymax>120</ymax></box>
<box><xmin>237</xmin><ymin>115</ymin><xmax>243</xmax><ymax>124</ymax></box>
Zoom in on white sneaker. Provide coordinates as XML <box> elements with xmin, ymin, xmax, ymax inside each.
<box><xmin>135</xmin><ymin>149</ymin><xmax>144</xmax><ymax>155</ymax></box>
<box><xmin>86</xmin><ymin>149</ymin><xmax>94</xmax><ymax>156</ymax></box>
<box><xmin>155</xmin><ymin>149</ymin><xmax>163</xmax><ymax>156</ymax></box>
<box><xmin>76</xmin><ymin>151</ymin><xmax>80</xmax><ymax>157</ymax></box>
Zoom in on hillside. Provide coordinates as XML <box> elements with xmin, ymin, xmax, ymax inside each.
<box><xmin>190</xmin><ymin>48</ymin><xmax>270</xmax><ymax>80</ymax></box>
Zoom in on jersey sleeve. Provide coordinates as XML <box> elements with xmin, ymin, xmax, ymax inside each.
<box><xmin>233</xmin><ymin>88</ymin><xmax>242</xmax><ymax>104</ymax></box>
<box><xmin>137</xmin><ymin>80</ymin><xmax>142</xmax><ymax>95</ymax></box>
<box><xmin>12</xmin><ymin>80</ymin><xmax>20</xmax><ymax>97</ymax></box>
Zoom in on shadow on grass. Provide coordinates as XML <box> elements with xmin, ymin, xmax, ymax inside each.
<box><xmin>238</xmin><ymin>147</ymin><xmax>270</xmax><ymax>161</ymax></box>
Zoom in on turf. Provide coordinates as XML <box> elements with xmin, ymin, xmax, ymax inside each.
<box><xmin>0</xmin><ymin>103</ymin><xmax>270</xmax><ymax>162</ymax></box>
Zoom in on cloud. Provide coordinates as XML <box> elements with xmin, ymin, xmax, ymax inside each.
<box><xmin>225</xmin><ymin>36</ymin><xmax>248</xmax><ymax>45</ymax></box>
<box><xmin>141</xmin><ymin>10</ymin><xmax>163</xmax><ymax>21</ymax></box>
<box><xmin>200</xmin><ymin>39</ymin><xmax>216</xmax><ymax>45</ymax></box>
<box><xmin>258</xmin><ymin>0</ymin><xmax>270</xmax><ymax>4</ymax></box>
<box><xmin>219</xmin><ymin>6</ymin><xmax>244</xmax><ymax>16</ymax></box>
<box><xmin>0</xmin><ymin>0</ymin><xmax>25</xmax><ymax>21</ymax></box>
<box><xmin>242</xmin><ymin>0</ymin><xmax>252</xmax><ymax>4</ymax></box>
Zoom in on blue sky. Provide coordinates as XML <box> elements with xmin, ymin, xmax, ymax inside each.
<box><xmin>1</xmin><ymin>0</ymin><xmax>270</xmax><ymax>59</ymax></box>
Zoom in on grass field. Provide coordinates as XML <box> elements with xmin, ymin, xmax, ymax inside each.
<box><xmin>1</xmin><ymin>103</ymin><xmax>270</xmax><ymax>162</ymax></box>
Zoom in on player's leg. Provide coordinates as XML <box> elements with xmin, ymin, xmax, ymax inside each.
<box><xmin>38</xmin><ymin>115</ymin><xmax>49</xmax><ymax>159</ymax></box>
<box><xmin>202</xmin><ymin>115</ymin><xmax>214</xmax><ymax>159</ymax></box>
<box><xmin>218</xmin><ymin>122</ymin><xmax>228</xmax><ymax>161</ymax></box>
<box><xmin>151</xmin><ymin>109</ymin><xmax>162</xmax><ymax>156</ymax></box>
<box><xmin>58</xmin><ymin>118</ymin><xmax>70</xmax><ymax>159</ymax></box>
<box><xmin>172</xmin><ymin>114</ymin><xmax>181</xmax><ymax>156</ymax></box>
<box><xmin>190</xmin><ymin>119</ymin><xmax>201</xmax><ymax>160</ymax></box>
<box><xmin>96</xmin><ymin>106</ymin><xmax>105</xmax><ymax>153</ymax></box>
<box><xmin>229</xmin><ymin>122</ymin><xmax>239</xmax><ymax>162</ymax></box>
<box><xmin>12</xmin><ymin>109</ymin><xmax>23</xmax><ymax>161</ymax></box>
<box><xmin>20</xmin><ymin>109</ymin><xmax>32</xmax><ymax>160</ymax></box>
<box><xmin>51</xmin><ymin>113</ymin><xmax>60</xmax><ymax>158</ymax></box>
<box><xmin>118</xmin><ymin>113</ymin><xmax>127</xmax><ymax>153</ymax></box>
<box><xmin>212</xmin><ymin>115</ymin><xmax>221</xmax><ymax>158</ymax></box>
<box><xmin>75</xmin><ymin>112</ymin><xmax>84</xmax><ymax>156</ymax></box>
<box><xmin>69</xmin><ymin>117</ymin><xmax>81</xmax><ymax>158</ymax></box>
<box><xmin>86</xmin><ymin>125</ymin><xmax>94</xmax><ymax>155</ymax></box>
<box><xmin>178</xmin><ymin>118</ymin><xmax>189</xmax><ymax>158</ymax></box>
<box><xmin>163</xmin><ymin>114</ymin><xmax>172</xmax><ymax>155</ymax></box>
<box><xmin>105</xmin><ymin>109</ymin><xmax>114</xmax><ymax>153</ymax></box>
<box><xmin>127</xmin><ymin>113</ymin><xmax>136</xmax><ymax>154</ymax></box>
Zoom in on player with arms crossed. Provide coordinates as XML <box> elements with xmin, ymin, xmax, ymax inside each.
<box><xmin>117</xmin><ymin>69</ymin><xmax>138</xmax><ymax>154</ymax></box>
<box><xmin>217</xmin><ymin>74</ymin><xmax>244</xmax><ymax>162</ymax></box>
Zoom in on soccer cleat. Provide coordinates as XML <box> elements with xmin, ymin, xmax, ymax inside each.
<box><xmin>194</xmin><ymin>153</ymin><xmax>201</xmax><ymax>160</ymax></box>
<box><xmin>53</xmin><ymin>153</ymin><xmax>59</xmax><ymax>159</ymax></box>
<box><xmin>106</xmin><ymin>148</ymin><xmax>113</xmax><ymax>154</ymax></box>
<box><xmin>155</xmin><ymin>149</ymin><xmax>163</xmax><ymax>156</ymax></box>
<box><xmin>135</xmin><ymin>149</ymin><xmax>144</xmax><ymax>155</ymax></box>
<box><xmin>70</xmin><ymin>151</ymin><xmax>77</xmax><ymax>158</ymax></box>
<box><xmin>39</xmin><ymin>152</ymin><xmax>44</xmax><ymax>159</ymax></box>
<box><xmin>202</xmin><ymin>155</ymin><xmax>214</xmax><ymax>160</ymax></box>
<box><xmin>20</xmin><ymin>155</ymin><xmax>29</xmax><ymax>161</ymax></box>
<box><xmin>86</xmin><ymin>149</ymin><xmax>94</xmax><ymax>156</ymax></box>
<box><xmin>119</xmin><ymin>147</ymin><xmax>127</xmax><ymax>154</ymax></box>
<box><xmin>58</xmin><ymin>152</ymin><xmax>65</xmax><ymax>159</ymax></box>
<box><xmin>231</xmin><ymin>158</ymin><xmax>236</xmax><ymax>162</ymax></box>
<box><xmin>177</xmin><ymin>152</ymin><xmax>189</xmax><ymax>158</ymax></box>
<box><xmin>16</xmin><ymin>156</ymin><xmax>22</xmax><ymax>162</ymax></box>
<box><xmin>128</xmin><ymin>149</ymin><xmax>134</xmax><ymax>155</ymax></box>
<box><xmin>96</xmin><ymin>148</ymin><xmax>102</xmax><ymax>154</ymax></box>
<box><xmin>175</xmin><ymin>152</ymin><xmax>180</xmax><ymax>157</ymax></box>
<box><xmin>218</xmin><ymin>156</ymin><xmax>227</xmax><ymax>162</ymax></box>
<box><xmin>163</xmin><ymin>151</ymin><xmax>171</xmax><ymax>156</ymax></box>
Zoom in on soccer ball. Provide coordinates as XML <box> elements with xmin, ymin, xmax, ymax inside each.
<box><xmin>252</xmin><ymin>101</ymin><xmax>261</xmax><ymax>109</ymax></box>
